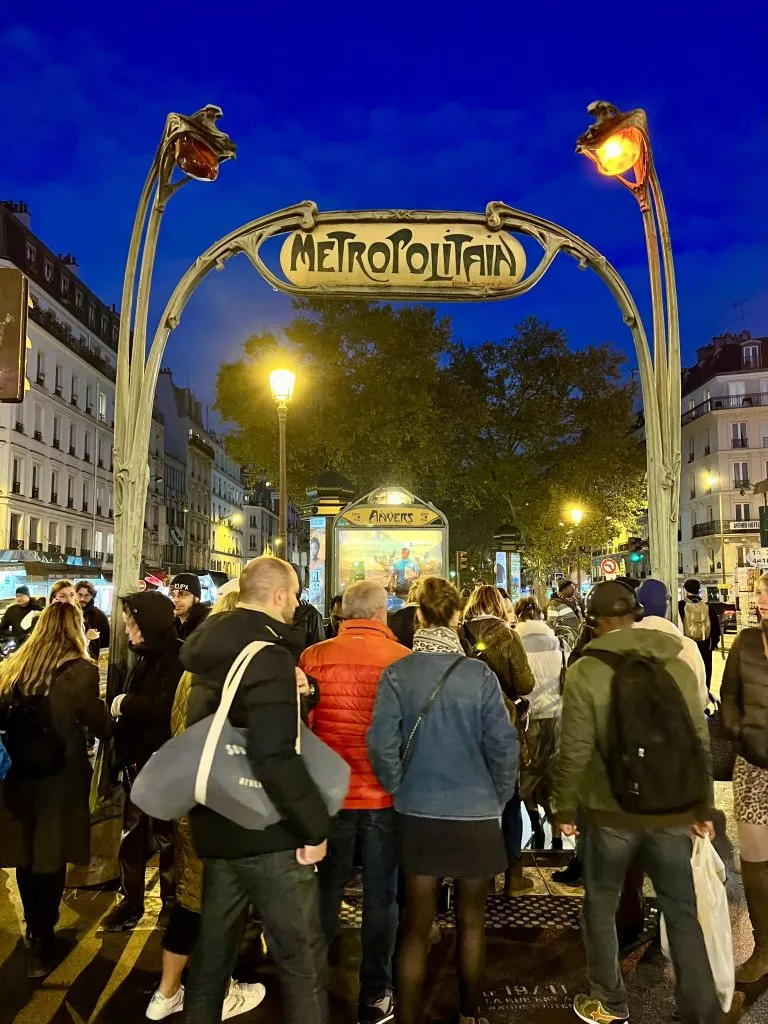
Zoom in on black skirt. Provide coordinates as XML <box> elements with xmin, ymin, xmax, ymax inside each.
<box><xmin>397</xmin><ymin>813</ymin><xmax>506</xmax><ymax>879</ymax></box>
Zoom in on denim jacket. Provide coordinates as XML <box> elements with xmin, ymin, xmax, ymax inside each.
<box><xmin>367</xmin><ymin>652</ymin><xmax>519</xmax><ymax>820</ymax></box>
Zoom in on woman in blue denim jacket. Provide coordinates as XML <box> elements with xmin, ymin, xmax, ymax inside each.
<box><xmin>367</xmin><ymin>576</ymin><xmax>518</xmax><ymax>1024</ymax></box>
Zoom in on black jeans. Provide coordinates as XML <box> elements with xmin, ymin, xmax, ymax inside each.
<box><xmin>501</xmin><ymin>788</ymin><xmax>522</xmax><ymax>864</ymax></box>
<box><xmin>583</xmin><ymin>824</ymin><xmax>719</xmax><ymax>1023</ymax></box>
<box><xmin>186</xmin><ymin>851</ymin><xmax>328</xmax><ymax>1024</ymax></box>
<box><xmin>317</xmin><ymin>808</ymin><xmax>398</xmax><ymax>1006</ymax></box>
<box><xmin>697</xmin><ymin>641</ymin><xmax>714</xmax><ymax>689</ymax></box>
<box><xmin>15</xmin><ymin>865</ymin><xmax>67</xmax><ymax>940</ymax></box>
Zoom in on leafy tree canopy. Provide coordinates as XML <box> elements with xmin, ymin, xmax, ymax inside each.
<box><xmin>215</xmin><ymin>299</ymin><xmax>646</xmax><ymax>575</ymax></box>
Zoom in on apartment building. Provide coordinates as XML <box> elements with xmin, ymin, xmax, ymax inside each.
<box><xmin>680</xmin><ymin>331</ymin><xmax>768</xmax><ymax>595</ymax></box>
<box><xmin>210</xmin><ymin>434</ymin><xmax>245</xmax><ymax>578</ymax></box>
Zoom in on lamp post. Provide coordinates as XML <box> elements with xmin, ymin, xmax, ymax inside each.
<box><xmin>569</xmin><ymin>506</ymin><xmax>585</xmax><ymax>595</ymax></box>
<box><xmin>269</xmin><ymin>369</ymin><xmax>296</xmax><ymax>555</ymax></box>
<box><xmin>705</xmin><ymin>473</ymin><xmax>727</xmax><ymax>587</ymax></box>
<box><xmin>109</xmin><ymin>106</ymin><xmax>235</xmax><ymax>693</ymax></box>
<box><xmin>577</xmin><ymin>103</ymin><xmax>681</xmax><ymax>613</ymax></box>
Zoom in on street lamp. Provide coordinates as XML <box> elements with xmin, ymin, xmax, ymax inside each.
<box><xmin>705</xmin><ymin>473</ymin><xmax>727</xmax><ymax>586</ymax></box>
<box><xmin>578</xmin><ymin>102</ymin><xmax>681</xmax><ymax>614</ymax></box>
<box><xmin>269</xmin><ymin>369</ymin><xmax>296</xmax><ymax>554</ymax></box>
<box><xmin>109</xmin><ymin>105</ymin><xmax>235</xmax><ymax>692</ymax></box>
<box><xmin>568</xmin><ymin>506</ymin><xmax>585</xmax><ymax>594</ymax></box>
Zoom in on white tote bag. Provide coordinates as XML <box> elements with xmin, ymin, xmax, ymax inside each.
<box><xmin>660</xmin><ymin>835</ymin><xmax>735</xmax><ymax>1012</ymax></box>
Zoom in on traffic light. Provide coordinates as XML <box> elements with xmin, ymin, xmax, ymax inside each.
<box><xmin>458</xmin><ymin>551</ymin><xmax>468</xmax><ymax>570</ymax></box>
<box><xmin>0</xmin><ymin>268</ymin><xmax>30</xmax><ymax>403</ymax></box>
<box><xmin>628</xmin><ymin>538</ymin><xmax>645</xmax><ymax>564</ymax></box>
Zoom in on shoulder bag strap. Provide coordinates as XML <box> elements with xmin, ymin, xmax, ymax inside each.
<box><xmin>194</xmin><ymin>640</ymin><xmax>273</xmax><ymax>806</ymax></box>
<box><xmin>401</xmin><ymin>656</ymin><xmax>463</xmax><ymax>772</ymax></box>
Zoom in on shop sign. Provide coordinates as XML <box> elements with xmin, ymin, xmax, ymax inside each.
<box><xmin>342</xmin><ymin>505</ymin><xmax>442</xmax><ymax>527</ymax></box>
<box><xmin>280</xmin><ymin>222</ymin><xmax>526</xmax><ymax>291</ymax></box>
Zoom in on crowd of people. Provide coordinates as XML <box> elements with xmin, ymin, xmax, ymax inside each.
<box><xmin>0</xmin><ymin>558</ymin><xmax>760</xmax><ymax>1024</ymax></box>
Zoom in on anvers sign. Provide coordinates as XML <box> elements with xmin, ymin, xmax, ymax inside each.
<box><xmin>280</xmin><ymin>222</ymin><xmax>526</xmax><ymax>291</ymax></box>
<box><xmin>341</xmin><ymin>506</ymin><xmax>443</xmax><ymax>528</ymax></box>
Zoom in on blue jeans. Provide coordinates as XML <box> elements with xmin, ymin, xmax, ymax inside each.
<box><xmin>583</xmin><ymin>824</ymin><xmax>719</xmax><ymax>1023</ymax></box>
<box><xmin>186</xmin><ymin>851</ymin><xmax>328</xmax><ymax>1024</ymax></box>
<box><xmin>501</xmin><ymin>788</ymin><xmax>522</xmax><ymax>864</ymax></box>
<box><xmin>317</xmin><ymin>808</ymin><xmax>398</xmax><ymax>1007</ymax></box>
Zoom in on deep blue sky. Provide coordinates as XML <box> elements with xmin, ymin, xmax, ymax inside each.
<box><xmin>2</xmin><ymin>3</ymin><xmax>767</xmax><ymax>423</ymax></box>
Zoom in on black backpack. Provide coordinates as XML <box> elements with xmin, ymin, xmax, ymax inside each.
<box><xmin>590</xmin><ymin>649</ymin><xmax>707</xmax><ymax>815</ymax></box>
<box><xmin>3</xmin><ymin>686</ymin><xmax>67</xmax><ymax>780</ymax></box>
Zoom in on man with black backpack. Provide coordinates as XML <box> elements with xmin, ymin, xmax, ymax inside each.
<box><xmin>552</xmin><ymin>581</ymin><xmax>733</xmax><ymax>1024</ymax></box>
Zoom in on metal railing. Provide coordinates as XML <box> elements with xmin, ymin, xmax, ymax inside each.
<box><xmin>683</xmin><ymin>392</ymin><xmax>768</xmax><ymax>426</ymax></box>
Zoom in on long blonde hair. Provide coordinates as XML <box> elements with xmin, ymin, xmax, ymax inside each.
<box><xmin>0</xmin><ymin>601</ymin><xmax>90</xmax><ymax>697</ymax></box>
<box><xmin>463</xmin><ymin>584</ymin><xmax>507</xmax><ymax>622</ymax></box>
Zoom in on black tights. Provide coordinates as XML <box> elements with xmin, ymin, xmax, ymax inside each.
<box><xmin>15</xmin><ymin>866</ymin><xmax>67</xmax><ymax>940</ymax></box>
<box><xmin>396</xmin><ymin>874</ymin><xmax>487</xmax><ymax>1024</ymax></box>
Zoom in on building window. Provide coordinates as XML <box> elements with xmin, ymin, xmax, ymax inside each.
<box><xmin>69</xmin><ymin>423</ymin><xmax>77</xmax><ymax>454</ymax></box>
<box><xmin>101</xmin><ymin>314</ymin><xmax>108</xmax><ymax>335</ymax></box>
<box><xmin>689</xmin><ymin>475</ymin><xmax>696</xmax><ymax>500</ymax></box>
<box><xmin>734</xmin><ymin>462</ymin><xmax>750</xmax><ymax>488</ymax></box>
<box><xmin>53</xmin><ymin>415</ymin><xmax>60</xmax><ymax>448</ymax></box>
<box><xmin>75</xmin><ymin>289</ymin><xmax>84</xmax><ymax>309</ymax></box>
<box><xmin>693</xmin><ymin>550</ymin><xmax>700</xmax><ymax>574</ymax></box>
<box><xmin>26</xmin><ymin>241</ymin><xmax>36</xmax><ymax>264</ymax></box>
<box><xmin>688</xmin><ymin>437</ymin><xmax>695</xmax><ymax>463</ymax></box>
<box><xmin>65</xmin><ymin>525</ymin><xmax>74</xmax><ymax>550</ymax></box>
<box><xmin>98</xmin><ymin>390</ymin><xmax>107</xmax><ymax>422</ymax></box>
<box><xmin>71</xmin><ymin>375</ymin><xmax>79</xmax><ymax>405</ymax></box>
<box><xmin>48</xmin><ymin>522</ymin><xmax>58</xmax><ymax>547</ymax></box>
<box><xmin>43</xmin><ymin>258</ymin><xmax>53</xmax><ymax>283</ymax></box>
<box><xmin>737</xmin><ymin>546</ymin><xmax>747</xmax><ymax>567</ymax></box>
<box><xmin>88</xmin><ymin>304</ymin><xmax>96</xmax><ymax>327</ymax></box>
<box><xmin>731</xmin><ymin>422</ymin><xmax>748</xmax><ymax>448</ymax></box>
<box><xmin>735</xmin><ymin>503</ymin><xmax>751</xmax><ymax>522</ymax></box>
<box><xmin>744</xmin><ymin>345</ymin><xmax>760</xmax><ymax>370</ymax></box>
<box><xmin>61</xmin><ymin>276</ymin><xmax>70</xmax><ymax>298</ymax></box>
<box><xmin>12</xmin><ymin>458</ymin><xmax>22</xmax><ymax>493</ymax></box>
<box><xmin>36</xmin><ymin>351</ymin><xmax>45</xmax><ymax>384</ymax></box>
<box><xmin>51</xmin><ymin>471</ymin><xmax>59</xmax><ymax>503</ymax></box>
<box><xmin>32</xmin><ymin>464</ymin><xmax>39</xmax><ymax>497</ymax></box>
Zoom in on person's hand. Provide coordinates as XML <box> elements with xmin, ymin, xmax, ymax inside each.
<box><xmin>692</xmin><ymin>820</ymin><xmax>715</xmax><ymax>840</ymax></box>
<box><xmin>295</xmin><ymin>667</ymin><xmax>310</xmax><ymax>697</ymax></box>
<box><xmin>296</xmin><ymin>841</ymin><xmax>327</xmax><ymax>866</ymax></box>
<box><xmin>559</xmin><ymin>823</ymin><xmax>579</xmax><ymax>838</ymax></box>
<box><xmin>86</xmin><ymin>628</ymin><xmax>100</xmax><ymax>641</ymax></box>
<box><xmin>110</xmin><ymin>694</ymin><xmax>126</xmax><ymax>718</ymax></box>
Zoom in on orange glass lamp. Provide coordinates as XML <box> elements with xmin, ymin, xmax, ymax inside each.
<box><xmin>576</xmin><ymin>103</ymin><xmax>649</xmax><ymax>191</ymax></box>
<box><xmin>592</xmin><ymin>127</ymin><xmax>644</xmax><ymax>177</ymax></box>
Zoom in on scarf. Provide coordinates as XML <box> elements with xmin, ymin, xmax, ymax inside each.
<box><xmin>412</xmin><ymin>626</ymin><xmax>465</xmax><ymax>654</ymax></box>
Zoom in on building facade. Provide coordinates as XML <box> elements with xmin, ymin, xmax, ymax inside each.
<box><xmin>680</xmin><ymin>331</ymin><xmax>768</xmax><ymax>596</ymax></box>
<box><xmin>210</xmin><ymin>435</ymin><xmax>245</xmax><ymax>578</ymax></box>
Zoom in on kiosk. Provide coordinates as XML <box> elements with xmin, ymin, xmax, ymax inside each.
<box><xmin>333</xmin><ymin>486</ymin><xmax>449</xmax><ymax>612</ymax></box>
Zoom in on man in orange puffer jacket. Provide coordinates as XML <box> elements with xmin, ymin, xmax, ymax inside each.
<box><xmin>300</xmin><ymin>580</ymin><xmax>410</xmax><ymax>1024</ymax></box>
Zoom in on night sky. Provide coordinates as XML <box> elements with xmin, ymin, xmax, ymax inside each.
<box><xmin>2</xmin><ymin>4</ymin><xmax>766</xmax><ymax>423</ymax></box>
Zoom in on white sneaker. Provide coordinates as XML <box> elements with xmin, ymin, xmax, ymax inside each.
<box><xmin>146</xmin><ymin>985</ymin><xmax>185</xmax><ymax>1020</ymax></box>
<box><xmin>222</xmin><ymin>981</ymin><xmax>267</xmax><ymax>1020</ymax></box>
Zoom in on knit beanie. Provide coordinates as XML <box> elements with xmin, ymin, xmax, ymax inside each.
<box><xmin>170</xmin><ymin>572</ymin><xmax>202</xmax><ymax>599</ymax></box>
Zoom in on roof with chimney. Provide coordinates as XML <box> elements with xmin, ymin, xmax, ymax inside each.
<box><xmin>681</xmin><ymin>331</ymin><xmax>768</xmax><ymax>398</ymax></box>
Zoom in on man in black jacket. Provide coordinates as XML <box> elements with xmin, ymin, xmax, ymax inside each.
<box><xmin>0</xmin><ymin>585</ymin><xmax>34</xmax><ymax>638</ymax></box>
<box><xmin>291</xmin><ymin>563</ymin><xmax>325</xmax><ymax>650</ymax></box>
<box><xmin>76</xmin><ymin>580</ymin><xmax>110</xmax><ymax>660</ymax></box>
<box><xmin>183</xmin><ymin>555</ymin><xmax>329</xmax><ymax>1024</ymax></box>
<box><xmin>170</xmin><ymin>571</ymin><xmax>211</xmax><ymax>640</ymax></box>
<box><xmin>101</xmin><ymin>591</ymin><xmax>183</xmax><ymax>932</ymax></box>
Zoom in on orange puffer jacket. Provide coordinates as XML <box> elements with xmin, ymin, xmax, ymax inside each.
<box><xmin>300</xmin><ymin>619</ymin><xmax>410</xmax><ymax>810</ymax></box>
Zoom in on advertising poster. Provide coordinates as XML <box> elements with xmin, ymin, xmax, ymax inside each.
<box><xmin>308</xmin><ymin>516</ymin><xmax>327</xmax><ymax>615</ymax></box>
<box><xmin>509</xmin><ymin>552</ymin><xmax>522</xmax><ymax>601</ymax></box>
<box><xmin>336</xmin><ymin>528</ymin><xmax>444</xmax><ymax>610</ymax></box>
<box><xmin>495</xmin><ymin>551</ymin><xmax>507</xmax><ymax>590</ymax></box>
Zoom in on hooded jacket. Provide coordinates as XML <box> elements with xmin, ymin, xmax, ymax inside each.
<box><xmin>176</xmin><ymin>600</ymin><xmax>211</xmax><ymax>641</ymax></box>
<box><xmin>634</xmin><ymin>615</ymin><xmax>708</xmax><ymax>710</ymax></box>
<box><xmin>113</xmin><ymin>593</ymin><xmax>184</xmax><ymax>767</ymax></box>
<box><xmin>514</xmin><ymin>618</ymin><xmax>564</xmax><ymax>719</ymax></box>
<box><xmin>552</xmin><ymin>626</ymin><xmax>713</xmax><ymax>830</ymax></box>
<box><xmin>183</xmin><ymin>607</ymin><xmax>329</xmax><ymax>859</ymax></box>
<box><xmin>300</xmin><ymin>619</ymin><xmax>410</xmax><ymax>810</ymax></box>
<box><xmin>721</xmin><ymin>625</ymin><xmax>768</xmax><ymax>768</ymax></box>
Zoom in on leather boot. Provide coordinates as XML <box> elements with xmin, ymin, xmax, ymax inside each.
<box><xmin>504</xmin><ymin>860</ymin><xmax>534</xmax><ymax>896</ymax></box>
<box><xmin>737</xmin><ymin>860</ymin><xmax>768</xmax><ymax>983</ymax></box>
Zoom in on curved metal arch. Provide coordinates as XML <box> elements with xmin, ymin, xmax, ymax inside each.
<box><xmin>136</xmin><ymin>200</ymin><xmax>665</xmax><ymax>512</ymax></box>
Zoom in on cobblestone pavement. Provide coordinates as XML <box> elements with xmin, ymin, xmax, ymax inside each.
<box><xmin>1</xmin><ymin>778</ymin><xmax>767</xmax><ymax>1023</ymax></box>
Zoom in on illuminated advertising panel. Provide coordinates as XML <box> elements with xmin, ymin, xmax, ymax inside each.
<box><xmin>308</xmin><ymin>516</ymin><xmax>327</xmax><ymax>614</ymax></box>
<box><xmin>336</xmin><ymin>528</ymin><xmax>444</xmax><ymax>611</ymax></box>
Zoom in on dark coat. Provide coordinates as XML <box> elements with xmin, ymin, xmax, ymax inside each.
<box><xmin>113</xmin><ymin>596</ymin><xmax>184</xmax><ymax>768</ymax></box>
<box><xmin>176</xmin><ymin>601</ymin><xmax>211</xmax><ymax>641</ymax></box>
<box><xmin>0</xmin><ymin>601</ymin><xmax>34</xmax><ymax>638</ymax></box>
<box><xmin>721</xmin><ymin>625</ymin><xmax>768</xmax><ymax>768</ymax></box>
<box><xmin>82</xmin><ymin>598</ymin><xmax>110</xmax><ymax>660</ymax></box>
<box><xmin>0</xmin><ymin>658</ymin><xmax>111</xmax><ymax>871</ymax></box>
<box><xmin>388</xmin><ymin>605</ymin><xmax>419</xmax><ymax>649</ymax></box>
<box><xmin>294</xmin><ymin>600</ymin><xmax>325</xmax><ymax>650</ymax></box>
<box><xmin>184</xmin><ymin>607</ymin><xmax>329</xmax><ymax>860</ymax></box>
<box><xmin>462</xmin><ymin>616</ymin><xmax>536</xmax><ymax>702</ymax></box>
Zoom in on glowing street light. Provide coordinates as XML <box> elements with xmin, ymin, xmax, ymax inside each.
<box><xmin>569</xmin><ymin>507</ymin><xmax>585</xmax><ymax>527</ymax></box>
<box><xmin>269</xmin><ymin>368</ymin><xmax>296</xmax><ymax>552</ymax></box>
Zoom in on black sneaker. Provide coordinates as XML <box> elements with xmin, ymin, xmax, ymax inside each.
<box><xmin>551</xmin><ymin>857</ymin><xmax>582</xmax><ymax>887</ymax></box>
<box><xmin>27</xmin><ymin>937</ymin><xmax>57</xmax><ymax>979</ymax></box>
<box><xmin>100</xmin><ymin>901</ymin><xmax>143</xmax><ymax>933</ymax></box>
<box><xmin>358</xmin><ymin>990</ymin><xmax>395</xmax><ymax>1024</ymax></box>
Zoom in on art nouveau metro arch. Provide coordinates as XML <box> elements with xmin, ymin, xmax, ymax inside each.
<box><xmin>109</xmin><ymin>106</ymin><xmax>679</xmax><ymax>686</ymax></box>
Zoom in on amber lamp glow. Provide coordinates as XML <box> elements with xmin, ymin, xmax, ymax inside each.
<box><xmin>175</xmin><ymin>134</ymin><xmax>219</xmax><ymax>181</ymax></box>
<box><xmin>269</xmin><ymin>368</ymin><xmax>296</xmax><ymax>405</ymax></box>
<box><xmin>592</xmin><ymin>128</ymin><xmax>643</xmax><ymax>177</ymax></box>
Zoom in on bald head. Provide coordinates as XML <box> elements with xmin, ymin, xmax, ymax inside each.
<box><xmin>342</xmin><ymin>580</ymin><xmax>388</xmax><ymax>623</ymax></box>
<box><xmin>238</xmin><ymin>556</ymin><xmax>299</xmax><ymax>624</ymax></box>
